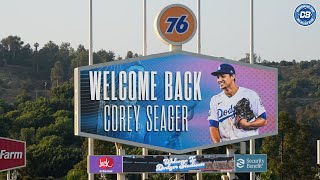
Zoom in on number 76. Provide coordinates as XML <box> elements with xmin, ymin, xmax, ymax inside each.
<box><xmin>166</xmin><ymin>15</ymin><xmax>189</xmax><ymax>34</ymax></box>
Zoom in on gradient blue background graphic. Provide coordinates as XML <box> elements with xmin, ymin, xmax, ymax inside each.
<box><xmin>77</xmin><ymin>53</ymin><xmax>277</xmax><ymax>152</ymax></box>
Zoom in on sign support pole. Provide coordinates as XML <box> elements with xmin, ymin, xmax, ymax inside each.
<box><xmin>317</xmin><ymin>140</ymin><xmax>319</xmax><ymax>178</ymax></box>
<box><xmin>88</xmin><ymin>0</ymin><xmax>95</xmax><ymax>177</ymax></box>
<box><xmin>88</xmin><ymin>0</ymin><xmax>93</xmax><ymax>66</ymax></box>
<box><xmin>197</xmin><ymin>0</ymin><xmax>201</xmax><ymax>54</ymax></box>
<box><xmin>143</xmin><ymin>0</ymin><xmax>147</xmax><ymax>56</ymax></box>
<box><xmin>227</xmin><ymin>147</ymin><xmax>236</xmax><ymax>180</ymax></box>
<box><xmin>142</xmin><ymin>1</ymin><xmax>149</xmax><ymax>180</ymax></box>
<box><xmin>163</xmin><ymin>5</ymin><xmax>196</xmax><ymax>179</ymax></box>
<box><xmin>249</xmin><ymin>0</ymin><xmax>254</xmax><ymax>65</ymax></box>
<box><xmin>88</xmin><ymin>1</ymin><xmax>94</xmax><ymax>180</ymax></box>
<box><xmin>250</xmin><ymin>0</ymin><xmax>254</xmax><ymax>64</ymax></box>
<box><xmin>175</xmin><ymin>174</ymin><xmax>182</xmax><ymax>180</ymax></box>
<box><xmin>249</xmin><ymin>0</ymin><xmax>255</xmax><ymax>179</ymax></box>
<box><xmin>196</xmin><ymin>150</ymin><xmax>203</xmax><ymax>180</ymax></box>
<box><xmin>240</xmin><ymin>142</ymin><xmax>246</xmax><ymax>154</ymax></box>
<box><xmin>169</xmin><ymin>45</ymin><xmax>182</xmax><ymax>51</ymax></box>
<box><xmin>168</xmin><ymin>152</ymin><xmax>182</xmax><ymax>180</ymax></box>
<box><xmin>116</xmin><ymin>143</ymin><xmax>126</xmax><ymax>180</ymax></box>
<box><xmin>7</xmin><ymin>170</ymin><xmax>10</xmax><ymax>180</ymax></box>
<box><xmin>239</xmin><ymin>141</ymin><xmax>247</xmax><ymax>180</ymax></box>
<box><xmin>142</xmin><ymin>148</ymin><xmax>148</xmax><ymax>180</ymax></box>
<box><xmin>196</xmin><ymin>1</ymin><xmax>202</xmax><ymax>179</ymax></box>
<box><xmin>317</xmin><ymin>140</ymin><xmax>319</xmax><ymax>165</ymax></box>
<box><xmin>168</xmin><ymin>33</ymin><xmax>182</xmax><ymax>180</ymax></box>
<box><xmin>250</xmin><ymin>140</ymin><xmax>255</xmax><ymax>179</ymax></box>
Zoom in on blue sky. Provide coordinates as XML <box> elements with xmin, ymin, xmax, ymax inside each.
<box><xmin>1</xmin><ymin>0</ymin><xmax>319</xmax><ymax>61</ymax></box>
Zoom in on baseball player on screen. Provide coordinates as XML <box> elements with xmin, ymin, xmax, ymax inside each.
<box><xmin>208</xmin><ymin>63</ymin><xmax>267</xmax><ymax>143</ymax></box>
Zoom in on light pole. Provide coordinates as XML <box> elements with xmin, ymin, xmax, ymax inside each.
<box><xmin>249</xmin><ymin>1</ymin><xmax>255</xmax><ymax>180</ymax></box>
<box><xmin>142</xmin><ymin>1</ymin><xmax>149</xmax><ymax>180</ymax></box>
<box><xmin>88</xmin><ymin>1</ymin><xmax>94</xmax><ymax>180</ymax></box>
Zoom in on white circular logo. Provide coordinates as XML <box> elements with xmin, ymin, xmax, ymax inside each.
<box><xmin>236</xmin><ymin>158</ymin><xmax>245</xmax><ymax>168</ymax></box>
<box><xmin>294</xmin><ymin>4</ymin><xmax>316</xmax><ymax>26</ymax></box>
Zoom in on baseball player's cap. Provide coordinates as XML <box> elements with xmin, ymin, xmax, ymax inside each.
<box><xmin>211</xmin><ymin>64</ymin><xmax>235</xmax><ymax>76</ymax></box>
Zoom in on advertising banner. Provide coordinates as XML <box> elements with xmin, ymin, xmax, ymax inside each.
<box><xmin>89</xmin><ymin>156</ymin><xmax>123</xmax><ymax>174</ymax></box>
<box><xmin>75</xmin><ymin>51</ymin><xmax>278</xmax><ymax>153</ymax></box>
<box><xmin>123</xmin><ymin>155</ymin><xmax>234</xmax><ymax>173</ymax></box>
<box><xmin>90</xmin><ymin>154</ymin><xmax>234</xmax><ymax>174</ymax></box>
<box><xmin>235</xmin><ymin>154</ymin><xmax>267</xmax><ymax>172</ymax></box>
<box><xmin>0</xmin><ymin>137</ymin><xmax>26</xmax><ymax>172</ymax></box>
<box><xmin>89</xmin><ymin>154</ymin><xmax>267</xmax><ymax>174</ymax></box>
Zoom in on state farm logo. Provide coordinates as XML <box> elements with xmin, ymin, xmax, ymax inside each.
<box><xmin>98</xmin><ymin>156</ymin><xmax>114</xmax><ymax>169</ymax></box>
<box><xmin>0</xmin><ymin>150</ymin><xmax>23</xmax><ymax>159</ymax></box>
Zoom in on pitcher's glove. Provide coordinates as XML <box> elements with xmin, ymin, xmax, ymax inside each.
<box><xmin>234</xmin><ymin>98</ymin><xmax>256</xmax><ymax>129</ymax></box>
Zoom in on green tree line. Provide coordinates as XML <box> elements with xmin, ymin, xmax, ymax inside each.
<box><xmin>0</xmin><ymin>35</ymin><xmax>319</xmax><ymax>179</ymax></box>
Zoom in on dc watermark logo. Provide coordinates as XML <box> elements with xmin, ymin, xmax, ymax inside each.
<box><xmin>294</xmin><ymin>4</ymin><xmax>316</xmax><ymax>26</ymax></box>
<box><xmin>236</xmin><ymin>158</ymin><xmax>245</xmax><ymax>168</ymax></box>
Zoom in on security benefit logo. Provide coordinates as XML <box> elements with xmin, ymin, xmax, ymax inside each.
<box><xmin>294</xmin><ymin>4</ymin><xmax>317</xmax><ymax>26</ymax></box>
<box><xmin>236</xmin><ymin>158</ymin><xmax>245</xmax><ymax>169</ymax></box>
<box><xmin>235</xmin><ymin>155</ymin><xmax>267</xmax><ymax>172</ymax></box>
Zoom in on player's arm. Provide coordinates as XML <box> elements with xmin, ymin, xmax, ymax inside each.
<box><xmin>239</xmin><ymin>113</ymin><xmax>267</xmax><ymax>129</ymax></box>
<box><xmin>239</xmin><ymin>92</ymin><xmax>267</xmax><ymax>129</ymax></box>
<box><xmin>210</xmin><ymin>126</ymin><xmax>220</xmax><ymax>143</ymax></box>
<box><xmin>209</xmin><ymin>120</ymin><xmax>220</xmax><ymax>143</ymax></box>
<box><xmin>208</xmin><ymin>97</ymin><xmax>220</xmax><ymax>143</ymax></box>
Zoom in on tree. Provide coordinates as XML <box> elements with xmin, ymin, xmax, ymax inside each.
<box><xmin>1</xmin><ymin>36</ymin><xmax>24</xmax><ymax>51</ymax></box>
<box><xmin>50</xmin><ymin>82</ymin><xmax>73</xmax><ymax>111</ymax></box>
<box><xmin>0</xmin><ymin>98</ymin><xmax>12</xmax><ymax>113</ymax></box>
<box><xmin>66</xmin><ymin>168</ymin><xmax>87</xmax><ymax>180</ymax></box>
<box><xmin>1</xmin><ymin>36</ymin><xmax>24</xmax><ymax>62</ymax></box>
<box><xmin>66</xmin><ymin>159</ymin><xmax>88</xmax><ymax>180</ymax></box>
<box><xmin>37</xmin><ymin>41</ymin><xmax>60</xmax><ymax>78</ymax></box>
<box><xmin>15</xmin><ymin>92</ymin><xmax>32</xmax><ymax>106</ymax></box>
<box><xmin>50</xmin><ymin>61</ymin><xmax>64</xmax><ymax>88</ymax></box>
<box><xmin>58</xmin><ymin>42</ymin><xmax>74</xmax><ymax>80</ymax></box>
<box><xmin>125</xmin><ymin>51</ymin><xmax>139</xmax><ymax>59</ymax></box>
<box><xmin>0</xmin><ymin>45</ymin><xmax>5</xmax><ymax>66</ymax></box>
<box><xmin>260</xmin><ymin>112</ymin><xmax>314</xmax><ymax>179</ymax></box>
<box><xmin>0</xmin><ymin>99</ymin><xmax>12</xmax><ymax>137</ymax></box>
<box><xmin>239</xmin><ymin>53</ymin><xmax>259</xmax><ymax>63</ymax></box>
<box><xmin>1</xmin><ymin>36</ymin><xmax>32</xmax><ymax>65</ymax></box>
<box><xmin>95</xmin><ymin>49</ymin><xmax>115</xmax><ymax>63</ymax></box>
<box><xmin>20</xmin><ymin>43</ymin><xmax>33</xmax><ymax>65</ymax></box>
<box><xmin>20</xmin><ymin>127</ymin><xmax>36</xmax><ymax>144</ymax></box>
<box><xmin>126</xmin><ymin>51</ymin><xmax>134</xmax><ymax>59</ymax></box>
<box><xmin>0</xmin><ymin>115</ymin><xmax>11</xmax><ymax>137</ymax></box>
<box><xmin>25</xmin><ymin>135</ymin><xmax>83</xmax><ymax>178</ymax></box>
<box><xmin>11</xmin><ymin>97</ymin><xmax>54</xmax><ymax>131</ymax></box>
<box><xmin>71</xmin><ymin>45</ymin><xmax>88</xmax><ymax>67</ymax></box>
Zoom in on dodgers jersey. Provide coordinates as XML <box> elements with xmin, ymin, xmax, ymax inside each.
<box><xmin>208</xmin><ymin>87</ymin><xmax>266</xmax><ymax>142</ymax></box>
